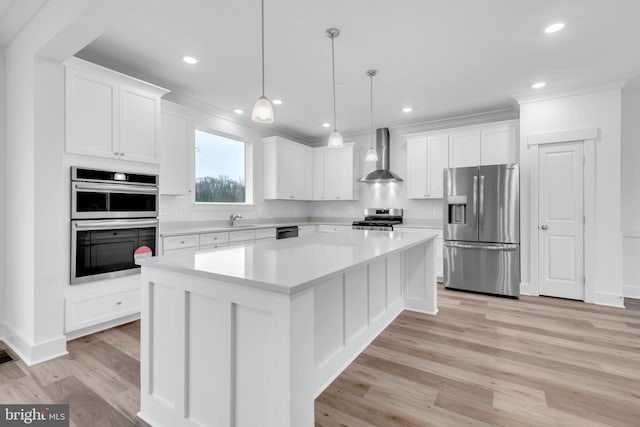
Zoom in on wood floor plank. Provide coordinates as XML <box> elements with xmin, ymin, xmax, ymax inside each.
<box><xmin>1</xmin><ymin>288</ymin><xmax>639</xmax><ymax>426</ymax></box>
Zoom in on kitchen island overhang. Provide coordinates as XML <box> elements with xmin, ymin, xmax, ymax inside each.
<box><xmin>137</xmin><ymin>230</ymin><xmax>438</xmax><ymax>427</ymax></box>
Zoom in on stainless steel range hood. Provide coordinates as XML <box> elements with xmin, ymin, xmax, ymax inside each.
<box><xmin>357</xmin><ymin>128</ymin><xmax>404</xmax><ymax>183</ymax></box>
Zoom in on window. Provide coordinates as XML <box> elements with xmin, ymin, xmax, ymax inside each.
<box><xmin>195</xmin><ymin>130</ymin><xmax>246</xmax><ymax>203</ymax></box>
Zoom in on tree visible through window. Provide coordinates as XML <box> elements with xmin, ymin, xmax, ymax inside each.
<box><xmin>195</xmin><ymin>130</ymin><xmax>246</xmax><ymax>203</ymax></box>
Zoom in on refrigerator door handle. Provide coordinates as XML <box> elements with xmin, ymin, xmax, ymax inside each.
<box><xmin>444</xmin><ymin>241</ymin><xmax>518</xmax><ymax>251</ymax></box>
<box><xmin>479</xmin><ymin>175</ymin><xmax>485</xmax><ymax>230</ymax></box>
<box><xmin>473</xmin><ymin>176</ymin><xmax>478</xmax><ymax>217</ymax></box>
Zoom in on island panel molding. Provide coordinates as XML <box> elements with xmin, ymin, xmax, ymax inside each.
<box><xmin>138</xmin><ymin>231</ymin><xmax>437</xmax><ymax>426</ymax></box>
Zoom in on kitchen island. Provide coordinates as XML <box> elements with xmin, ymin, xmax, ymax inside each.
<box><xmin>137</xmin><ymin>230</ymin><xmax>438</xmax><ymax>427</ymax></box>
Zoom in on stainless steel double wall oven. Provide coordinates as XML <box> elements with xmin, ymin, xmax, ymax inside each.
<box><xmin>70</xmin><ymin>167</ymin><xmax>159</xmax><ymax>284</ymax></box>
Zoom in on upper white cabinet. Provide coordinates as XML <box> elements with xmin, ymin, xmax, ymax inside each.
<box><xmin>449</xmin><ymin>121</ymin><xmax>518</xmax><ymax>167</ymax></box>
<box><xmin>449</xmin><ymin>130</ymin><xmax>481</xmax><ymax>168</ymax></box>
<box><xmin>406</xmin><ymin>134</ymin><xmax>449</xmax><ymax>199</ymax></box>
<box><xmin>405</xmin><ymin>120</ymin><xmax>517</xmax><ymax>199</ymax></box>
<box><xmin>263</xmin><ymin>136</ymin><xmax>312</xmax><ymax>200</ymax></box>
<box><xmin>160</xmin><ymin>105</ymin><xmax>191</xmax><ymax>195</ymax></box>
<box><xmin>480</xmin><ymin>125</ymin><xmax>517</xmax><ymax>165</ymax></box>
<box><xmin>313</xmin><ymin>143</ymin><xmax>359</xmax><ymax>201</ymax></box>
<box><xmin>65</xmin><ymin>57</ymin><xmax>168</xmax><ymax>164</ymax></box>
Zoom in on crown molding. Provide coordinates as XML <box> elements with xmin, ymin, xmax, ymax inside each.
<box><xmin>513</xmin><ymin>75</ymin><xmax>638</xmax><ymax>105</ymax></box>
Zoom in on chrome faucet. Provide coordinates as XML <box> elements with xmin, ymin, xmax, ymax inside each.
<box><xmin>228</xmin><ymin>213</ymin><xmax>243</xmax><ymax>226</ymax></box>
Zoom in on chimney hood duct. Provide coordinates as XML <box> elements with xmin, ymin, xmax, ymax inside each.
<box><xmin>357</xmin><ymin>128</ymin><xmax>404</xmax><ymax>183</ymax></box>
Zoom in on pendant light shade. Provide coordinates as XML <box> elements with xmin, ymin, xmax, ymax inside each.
<box><xmin>326</xmin><ymin>28</ymin><xmax>343</xmax><ymax>148</ymax></box>
<box><xmin>365</xmin><ymin>69</ymin><xmax>379</xmax><ymax>162</ymax></box>
<box><xmin>252</xmin><ymin>96</ymin><xmax>274</xmax><ymax>123</ymax></box>
<box><xmin>252</xmin><ymin>0</ymin><xmax>274</xmax><ymax>124</ymax></box>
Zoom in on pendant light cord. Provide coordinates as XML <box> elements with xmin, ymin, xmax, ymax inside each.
<box><xmin>261</xmin><ymin>0</ymin><xmax>265</xmax><ymax>97</ymax></box>
<box><xmin>370</xmin><ymin>73</ymin><xmax>374</xmax><ymax>149</ymax></box>
<box><xmin>331</xmin><ymin>35</ymin><xmax>337</xmax><ymax>131</ymax></box>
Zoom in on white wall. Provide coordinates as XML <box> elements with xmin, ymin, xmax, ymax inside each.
<box><xmin>622</xmin><ymin>85</ymin><xmax>640</xmax><ymax>298</ymax></box>
<box><xmin>159</xmin><ymin>101</ymin><xmax>310</xmax><ymax>223</ymax></box>
<box><xmin>518</xmin><ymin>88</ymin><xmax>624</xmax><ymax>306</ymax></box>
<box><xmin>0</xmin><ymin>45</ymin><xmax>6</xmax><ymax>335</ymax></box>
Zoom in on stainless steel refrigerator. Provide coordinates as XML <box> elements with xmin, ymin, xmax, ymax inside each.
<box><xmin>443</xmin><ymin>164</ymin><xmax>520</xmax><ymax>297</ymax></box>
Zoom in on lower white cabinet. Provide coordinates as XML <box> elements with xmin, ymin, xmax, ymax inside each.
<box><xmin>298</xmin><ymin>225</ymin><xmax>316</xmax><ymax>236</ymax></box>
<box><xmin>163</xmin><ymin>234</ymin><xmax>199</xmax><ymax>252</ymax></box>
<box><xmin>255</xmin><ymin>228</ymin><xmax>277</xmax><ymax>240</ymax></box>
<box><xmin>162</xmin><ymin>227</ymin><xmax>278</xmax><ymax>254</ymax></box>
<box><xmin>65</xmin><ymin>285</ymin><xmax>140</xmax><ymax>333</ymax></box>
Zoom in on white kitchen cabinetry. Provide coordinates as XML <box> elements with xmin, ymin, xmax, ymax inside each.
<box><xmin>65</xmin><ymin>283</ymin><xmax>141</xmax><ymax>334</ymax></box>
<box><xmin>65</xmin><ymin>57</ymin><xmax>168</xmax><ymax>164</ymax></box>
<box><xmin>313</xmin><ymin>143</ymin><xmax>359</xmax><ymax>201</ymax></box>
<box><xmin>162</xmin><ymin>228</ymin><xmax>277</xmax><ymax>254</ymax></box>
<box><xmin>263</xmin><ymin>137</ymin><xmax>312</xmax><ymax>200</ymax></box>
<box><xmin>199</xmin><ymin>231</ymin><xmax>229</xmax><ymax>250</ymax></box>
<box><xmin>449</xmin><ymin>130</ymin><xmax>481</xmax><ymax>168</ymax></box>
<box><xmin>298</xmin><ymin>225</ymin><xmax>316</xmax><ymax>236</ymax></box>
<box><xmin>163</xmin><ymin>234</ymin><xmax>199</xmax><ymax>253</ymax></box>
<box><xmin>406</xmin><ymin>134</ymin><xmax>449</xmax><ymax>199</ymax></box>
<box><xmin>160</xmin><ymin>106</ymin><xmax>191</xmax><ymax>195</ymax></box>
<box><xmin>449</xmin><ymin>121</ymin><xmax>518</xmax><ymax>167</ymax></box>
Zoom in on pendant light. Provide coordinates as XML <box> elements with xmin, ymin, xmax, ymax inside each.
<box><xmin>326</xmin><ymin>28</ymin><xmax>343</xmax><ymax>148</ymax></box>
<box><xmin>251</xmin><ymin>0</ymin><xmax>274</xmax><ymax>123</ymax></box>
<box><xmin>365</xmin><ymin>69</ymin><xmax>379</xmax><ymax>162</ymax></box>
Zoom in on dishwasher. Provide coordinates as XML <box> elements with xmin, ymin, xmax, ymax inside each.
<box><xmin>276</xmin><ymin>226</ymin><xmax>298</xmax><ymax>239</ymax></box>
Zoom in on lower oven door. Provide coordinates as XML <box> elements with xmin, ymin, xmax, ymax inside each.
<box><xmin>71</xmin><ymin>218</ymin><xmax>158</xmax><ymax>284</ymax></box>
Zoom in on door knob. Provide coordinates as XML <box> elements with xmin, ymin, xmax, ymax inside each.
<box><xmin>540</xmin><ymin>224</ymin><xmax>548</xmax><ymax>230</ymax></box>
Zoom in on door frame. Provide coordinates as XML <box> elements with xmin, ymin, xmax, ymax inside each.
<box><xmin>527</xmin><ymin>128</ymin><xmax>598</xmax><ymax>302</ymax></box>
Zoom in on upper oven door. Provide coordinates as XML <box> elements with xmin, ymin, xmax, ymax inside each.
<box><xmin>72</xmin><ymin>182</ymin><xmax>158</xmax><ymax>219</ymax></box>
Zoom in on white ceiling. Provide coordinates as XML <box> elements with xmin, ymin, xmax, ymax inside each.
<box><xmin>75</xmin><ymin>0</ymin><xmax>640</xmax><ymax>141</ymax></box>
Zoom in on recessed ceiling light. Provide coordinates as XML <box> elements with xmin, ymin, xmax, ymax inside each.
<box><xmin>272</xmin><ymin>99</ymin><xmax>282</xmax><ymax>105</ymax></box>
<box><xmin>544</xmin><ymin>22</ymin><xmax>565</xmax><ymax>34</ymax></box>
<box><xmin>322</xmin><ymin>123</ymin><xmax>331</xmax><ymax>128</ymax></box>
<box><xmin>402</xmin><ymin>107</ymin><xmax>413</xmax><ymax>113</ymax></box>
<box><xmin>182</xmin><ymin>56</ymin><xmax>198</xmax><ymax>64</ymax></box>
<box><xmin>234</xmin><ymin>109</ymin><xmax>244</xmax><ymax>114</ymax></box>
<box><xmin>532</xmin><ymin>82</ymin><xmax>547</xmax><ymax>89</ymax></box>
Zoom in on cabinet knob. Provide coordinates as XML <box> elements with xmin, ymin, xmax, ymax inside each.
<box><xmin>336</xmin><ymin>196</ymin><xmax>340</xmax><ymax>199</ymax></box>
<box><xmin>290</xmin><ymin>196</ymin><xmax>294</xmax><ymax>199</ymax></box>
<box><xmin>180</xmin><ymin>240</ymin><xmax>185</xmax><ymax>244</ymax></box>
<box><xmin>120</xmin><ymin>152</ymin><xmax>125</xmax><ymax>157</ymax></box>
<box><xmin>116</xmin><ymin>301</ymin><xmax>122</xmax><ymax>305</ymax></box>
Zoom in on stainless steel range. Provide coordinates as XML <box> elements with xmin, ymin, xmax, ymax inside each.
<box><xmin>352</xmin><ymin>208</ymin><xmax>403</xmax><ymax>231</ymax></box>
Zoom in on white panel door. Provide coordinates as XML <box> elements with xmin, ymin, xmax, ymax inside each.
<box><xmin>427</xmin><ymin>134</ymin><xmax>449</xmax><ymax>198</ymax></box>
<box><xmin>337</xmin><ymin>147</ymin><xmax>354</xmax><ymax>200</ymax></box>
<box><xmin>449</xmin><ymin>131</ymin><xmax>480</xmax><ymax>167</ymax></box>
<box><xmin>65</xmin><ymin>68</ymin><xmax>117</xmax><ymax>158</ymax></box>
<box><xmin>120</xmin><ymin>85</ymin><xmax>159</xmax><ymax>163</ymax></box>
<box><xmin>481</xmin><ymin>125</ymin><xmax>517</xmax><ymax>165</ymax></box>
<box><xmin>312</xmin><ymin>149</ymin><xmax>325</xmax><ymax>200</ymax></box>
<box><xmin>538</xmin><ymin>143</ymin><xmax>584</xmax><ymax>300</ymax></box>
<box><xmin>288</xmin><ymin>144</ymin><xmax>306</xmax><ymax>199</ymax></box>
<box><xmin>406</xmin><ymin>137</ymin><xmax>428</xmax><ymax>199</ymax></box>
<box><xmin>324</xmin><ymin>149</ymin><xmax>339</xmax><ymax>199</ymax></box>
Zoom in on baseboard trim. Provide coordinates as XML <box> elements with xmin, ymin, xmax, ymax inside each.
<box><xmin>623</xmin><ymin>285</ymin><xmax>640</xmax><ymax>299</ymax></box>
<box><xmin>593</xmin><ymin>291</ymin><xmax>625</xmax><ymax>308</ymax></box>
<box><xmin>2</xmin><ymin>325</ymin><xmax>68</xmax><ymax>366</ymax></box>
<box><xmin>65</xmin><ymin>312</ymin><xmax>140</xmax><ymax>341</ymax></box>
<box><xmin>519</xmin><ymin>282</ymin><xmax>538</xmax><ymax>296</ymax></box>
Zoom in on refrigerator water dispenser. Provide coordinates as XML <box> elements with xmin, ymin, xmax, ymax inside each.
<box><xmin>447</xmin><ymin>195</ymin><xmax>467</xmax><ymax>224</ymax></box>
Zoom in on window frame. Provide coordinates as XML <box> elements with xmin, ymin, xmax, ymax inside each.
<box><xmin>192</xmin><ymin>127</ymin><xmax>254</xmax><ymax>208</ymax></box>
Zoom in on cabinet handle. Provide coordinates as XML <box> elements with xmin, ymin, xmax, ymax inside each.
<box><xmin>290</xmin><ymin>196</ymin><xmax>294</xmax><ymax>199</ymax></box>
<box><xmin>336</xmin><ymin>196</ymin><xmax>340</xmax><ymax>199</ymax></box>
<box><xmin>120</xmin><ymin>152</ymin><xmax>125</xmax><ymax>157</ymax></box>
<box><xmin>114</xmin><ymin>152</ymin><xmax>120</xmax><ymax>157</ymax></box>
<box><xmin>180</xmin><ymin>241</ymin><xmax>185</xmax><ymax>244</ymax></box>
<box><xmin>116</xmin><ymin>301</ymin><xmax>122</xmax><ymax>305</ymax></box>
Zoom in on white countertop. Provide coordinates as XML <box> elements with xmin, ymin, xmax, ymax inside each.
<box><xmin>140</xmin><ymin>229</ymin><xmax>438</xmax><ymax>295</ymax></box>
<box><xmin>159</xmin><ymin>220</ymin><xmax>352</xmax><ymax>237</ymax></box>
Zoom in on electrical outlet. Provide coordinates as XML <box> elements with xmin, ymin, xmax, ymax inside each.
<box><xmin>434</xmin><ymin>206</ymin><xmax>441</xmax><ymax>215</ymax></box>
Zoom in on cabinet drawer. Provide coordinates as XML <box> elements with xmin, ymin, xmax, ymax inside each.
<box><xmin>254</xmin><ymin>228</ymin><xmax>276</xmax><ymax>240</ymax></box>
<box><xmin>318</xmin><ymin>225</ymin><xmax>351</xmax><ymax>233</ymax></box>
<box><xmin>65</xmin><ymin>288</ymin><xmax>140</xmax><ymax>332</ymax></box>
<box><xmin>298</xmin><ymin>225</ymin><xmax>316</xmax><ymax>236</ymax></box>
<box><xmin>163</xmin><ymin>234</ymin><xmax>199</xmax><ymax>251</ymax></box>
<box><xmin>199</xmin><ymin>231</ymin><xmax>229</xmax><ymax>246</ymax></box>
<box><xmin>229</xmin><ymin>229</ymin><xmax>255</xmax><ymax>243</ymax></box>
<box><xmin>200</xmin><ymin>243</ymin><xmax>228</xmax><ymax>251</ymax></box>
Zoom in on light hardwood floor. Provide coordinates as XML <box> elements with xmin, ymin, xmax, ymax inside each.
<box><xmin>1</xmin><ymin>287</ymin><xmax>639</xmax><ymax>427</ymax></box>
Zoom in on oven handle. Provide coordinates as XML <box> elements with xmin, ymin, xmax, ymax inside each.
<box><xmin>74</xmin><ymin>182</ymin><xmax>158</xmax><ymax>194</ymax></box>
<box><xmin>73</xmin><ymin>219</ymin><xmax>158</xmax><ymax>230</ymax></box>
